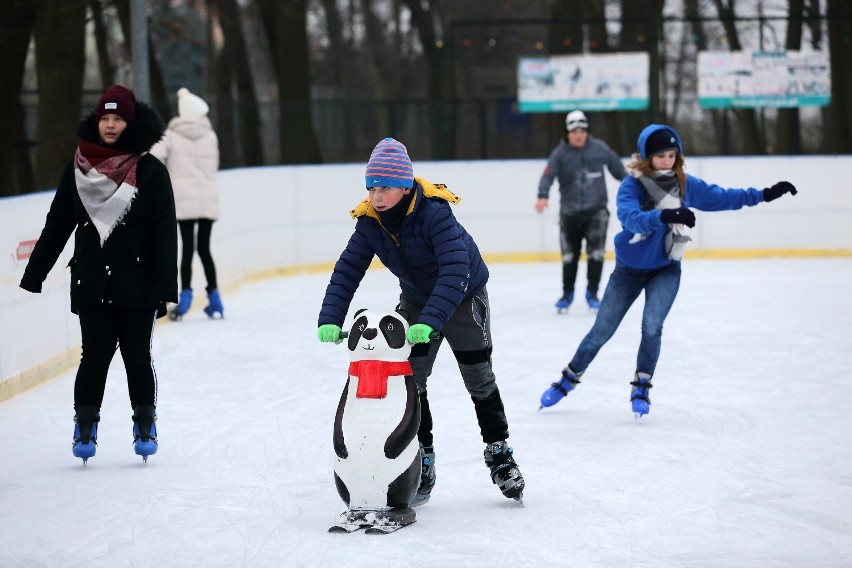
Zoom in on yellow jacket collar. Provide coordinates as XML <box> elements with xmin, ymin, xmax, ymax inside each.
<box><xmin>349</xmin><ymin>176</ymin><xmax>461</xmax><ymax>219</ymax></box>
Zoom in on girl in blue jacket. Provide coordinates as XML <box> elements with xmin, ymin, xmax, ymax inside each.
<box><xmin>317</xmin><ymin>138</ymin><xmax>524</xmax><ymax>503</ymax></box>
<box><xmin>539</xmin><ymin>124</ymin><xmax>798</xmax><ymax>417</ymax></box>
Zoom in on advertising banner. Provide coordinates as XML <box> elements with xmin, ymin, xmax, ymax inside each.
<box><xmin>518</xmin><ymin>52</ymin><xmax>649</xmax><ymax>112</ymax></box>
<box><xmin>698</xmin><ymin>50</ymin><xmax>830</xmax><ymax>108</ymax></box>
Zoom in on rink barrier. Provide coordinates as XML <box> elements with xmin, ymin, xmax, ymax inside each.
<box><xmin>3</xmin><ymin>246</ymin><xmax>850</xmax><ymax>403</ymax></box>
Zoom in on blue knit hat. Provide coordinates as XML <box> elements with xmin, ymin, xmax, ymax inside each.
<box><xmin>365</xmin><ymin>138</ymin><xmax>414</xmax><ymax>189</ymax></box>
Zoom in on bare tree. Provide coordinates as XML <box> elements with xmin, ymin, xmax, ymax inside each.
<box><xmin>256</xmin><ymin>0</ymin><xmax>322</xmax><ymax>164</ymax></box>
<box><xmin>708</xmin><ymin>0</ymin><xmax>762</xmax><ymax>154</ymax></box>
<box><xmin>115</xmin><ymin>0</ymin><xmax>170</xmax><ymax>120</ymax></box>
<box><xmin>402</xmin><ymin>0</ymin><xmax>454</xmax><ymax>159</ymax></box>
<box><xmin>774</xmin><ymin>0</ymin><xmax>806</xmax><ymax>154</ymax></box>
<box><xmin>825</xmin><ymin>0</ymin><xmax>852</xmax><ymax>152</ymax></box>
<box><xmin>214</xmin><ymin>0</ymin><xmax>263</xmax><ymax>166</ymax></box>
<box><xmin>33</xmin><ymin>0</ymin><xmax>88</xmax><ymax>191</ymax></box>
<box><xmin>0</xmin><ymin>0</ymin><xmax>38</xmax><ymax>196</ymax></box>
<box><xmin>619</xmin><ymin>0</ymin><xmax>665</xmax><ymax>154</ymax></box>
<box><xmin>90</xmin><ymin>0</ymin><xmax>116</xmax><ymax>87</ymax></box>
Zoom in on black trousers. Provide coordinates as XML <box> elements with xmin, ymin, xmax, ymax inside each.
<box><xmin>178</xmin><ymin>219</ymin><xmax>218</xmax><ymax>292</ymax></box>
<box><xmin>75</xmin><ymin>304</ymin><xmax>158</xmax><ymax>410</ymax></box>
<box><xmin>559</xmin><ymin>208</ymin><xmax>610</xmax><ymax>297</ymax></box>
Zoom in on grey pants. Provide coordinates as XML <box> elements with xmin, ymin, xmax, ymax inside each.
<box><xmin>398</xmin><ymin>286</ymin><xmax>509</xmax><ymax>445</ymax></box>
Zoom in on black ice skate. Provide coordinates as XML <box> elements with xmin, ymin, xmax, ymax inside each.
<box><xmin>484</xmin><ymin>441</ymin><xmax>524</xmax><ymax>503</ymax></box>
<box><xmin>411</xmin><ymin>444</ymin><xmax>436</xmax><ymax>507</ymax></box>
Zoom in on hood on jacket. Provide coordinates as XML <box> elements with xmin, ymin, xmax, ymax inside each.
<box><xmin>77</xmin><ymin>99</ymin><xmax>166</xmax><ymax>154</ymax></box>
<box><xmin>165</xmin><ymin>115</ymin><xmax>215</xmax><ymax>142</ymax></box>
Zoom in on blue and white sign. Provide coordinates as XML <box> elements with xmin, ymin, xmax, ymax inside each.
<box><xmin>517</xmin><ymin>53</ymin><xmax>649</xmax><ymax>112</ymax></box>
<box><xmin>698</xmin><ymin>50</ymin><xmax>831</xmax><ymax>109</ymax></box>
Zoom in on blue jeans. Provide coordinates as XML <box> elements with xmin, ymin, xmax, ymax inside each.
<box><xmin>569</xmin><ymin>262</ymin><xmax>681</xmax><ymax>377</ymax></box>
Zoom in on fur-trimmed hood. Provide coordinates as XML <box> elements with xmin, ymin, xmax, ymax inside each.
<box><xmin>76</xmin><ymin>99</ymin><xmax>165</xmax><ymax>154</ymax></box>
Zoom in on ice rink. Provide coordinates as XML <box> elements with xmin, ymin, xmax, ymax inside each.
<box><xmin>1</xmin><ymin>258</ymin><xmax>851</xmax><ymax>567</ymax></box>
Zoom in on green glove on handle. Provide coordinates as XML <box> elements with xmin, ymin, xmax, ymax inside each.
<box><xmin>317</xmin><ymin>324</ymin><xmax>342</xmax><ymax>343</ymax></box>
<box><xmin>407</xmin><ymin>323</ymin><xmax>435</xmax><ymax>344</ymax></box>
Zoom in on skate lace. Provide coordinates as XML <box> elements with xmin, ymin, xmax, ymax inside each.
<box><xmin>629</xmin><ymin>379</ymin><xmax>653</xmax><ymax>402</ymax></box>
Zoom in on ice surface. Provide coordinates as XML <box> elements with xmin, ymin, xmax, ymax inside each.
<box><xmin>1</xmin><ymin>259</ymin><xmax>851</xmax><ymax>567</ymax></box>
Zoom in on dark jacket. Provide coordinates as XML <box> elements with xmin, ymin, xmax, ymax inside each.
<box><xmin>20</xmin><ymin>102</ymin><xmax>178</xmax><ymax>316</ymax></box>
<box><xmin>538</xmin><ymin>136</ymin><xmax>627</xmax><ymax>215</ymax></box>
<box><xmin>318</xmin><ymin>177</ymin><xmax>488</xmax><ymax>332</ymax></box>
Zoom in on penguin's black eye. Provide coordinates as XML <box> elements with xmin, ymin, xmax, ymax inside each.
<box><xmin>379</xmin><ymin>315</ymin><xmax>406</xmax><ymax>349</ymax></box>
<box><xmin>349</xmin><ymin>316</ymin><xmax>370</xmax><ymax>350</ymax></box>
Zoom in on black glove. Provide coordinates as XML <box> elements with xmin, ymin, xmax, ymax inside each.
<box><xmin>659</xmin><ymin>207</ymin><xmax>696</xmax><ymax>228</ymax></box>
<box><xmin>763</xmin><ymin>181</ymin><xmax>798</xmax><ymax>202</ymax></box>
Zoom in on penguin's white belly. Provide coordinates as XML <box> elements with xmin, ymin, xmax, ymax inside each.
<box><xmin>335</xmin><ymin>375</ymin><xmax>419</xmax><ymax>509</ymax></box>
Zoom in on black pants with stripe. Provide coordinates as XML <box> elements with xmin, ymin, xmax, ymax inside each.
<box><xmin>74</xmin><ymin>304</ymin><xmax>158</xmax><ymax>410</ymax></box>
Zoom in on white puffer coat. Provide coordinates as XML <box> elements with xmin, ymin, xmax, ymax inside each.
<box><xmin>151</xmin><ymin>116</ymin><xmax>220</xmax><ymax>220</ymax></box>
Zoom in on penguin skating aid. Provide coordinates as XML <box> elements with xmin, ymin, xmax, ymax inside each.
<box><xmin>328</xmin><ymin>309</ymin><xmax>421</xmax><ymax>534</ymax></box>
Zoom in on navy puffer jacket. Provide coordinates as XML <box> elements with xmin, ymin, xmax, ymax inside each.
<box><xmin>318</xmin><ymin>178</ymin><xmax>488</xmax><ymax>332</ymax></box>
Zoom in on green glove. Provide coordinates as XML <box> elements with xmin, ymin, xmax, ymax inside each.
<box><xmin>407</xmin><ymin>323</ymin><xmax>435</xmax><ymax>344</ymax></box>
<box><xmin>317</xmin><ymin>324</ymin><xmax>342</xmax><ymax>343</ymax></box>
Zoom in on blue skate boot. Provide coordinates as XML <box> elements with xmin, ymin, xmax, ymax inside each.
<box><xmin>72</xmin><ymin>406</ymin><xmax>100</xmax><ymax>465</ymax></box>
<box><xmin>170</xmin><ymin>289</ymin><xmax>193</xmax><ymax>320</ymax></box>
<box><xmin>555</xmin><ymin>291</ymin><xmax>574</xmax><ymax>314</ymax></box>
<box><xmin>630</xmin><ymin>374</ymin><xmax>653</xmax><ymax>417</ymax></box>
<box><xmin>539</xmin><ymin>366</ymin><xmax>582</xmax><ymax>409</ymax></box>
<box><xmin>411</xmin><ymin>443</ymin><xmax>436</xmax><ymax>507</ymax></box>
<box><xmin>585</xmin><ymin>290</ymin><xmax>601</xmax><ymax>309</ymax></box>
<box><xmin>484</xmin><ymin>441</ymin><xmax>525</xmax><ymax>503</ymax></box>
<box><xmin>203</xmin><ymin>288</ymin><xmax>224</xmax><ymax>319</ymax></box>
<box><xmin>132</xmin><ymin>404</ymin><xmax>158</xmax><ymax>462</ymax></box>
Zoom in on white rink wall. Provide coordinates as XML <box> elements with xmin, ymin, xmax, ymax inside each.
<box><xmin>1</xmin><ymin>155</ymin><xmax>850</xmax><ymax>390</ymax></box>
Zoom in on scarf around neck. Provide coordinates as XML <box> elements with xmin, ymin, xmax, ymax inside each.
<box><xmin>74</xmin><ymin>140</ymin><xmax>141</xmax><ymax>246</ymax></box>
<box><xmin>629</xmin><ymin>171</ymin><xmax>691</xmax><ymax>260</ymax></box>
<box><xmin>376</xmin><ymin>188</ymin><xmax>415</xmax><ymax>236</ymax></box>
<box><xmin>348</xmin><ymin>360</ymin><xmax>413</xmax><ymax>398</ymax></box>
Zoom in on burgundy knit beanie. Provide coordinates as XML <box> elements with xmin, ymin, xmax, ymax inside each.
<box><xmin>95</xmin><ymin>85</ymin><xmax>136</xmax><ymax>123</ymax></box>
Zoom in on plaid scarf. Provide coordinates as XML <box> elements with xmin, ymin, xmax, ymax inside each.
<box><xmin>74</xmin><ymin>140</ymin><xmax>140</xmax><ymax>246</ymax></box>
<box><xmin>629</xmin><ymin>171</ymin><xmax>691</xmax><ymax>261</ymax></box>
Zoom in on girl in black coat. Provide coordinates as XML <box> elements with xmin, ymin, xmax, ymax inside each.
<box><xmin>20</xmin><ymin>85</ymin><xmax>177</xmax><ymax>464</ymax></box>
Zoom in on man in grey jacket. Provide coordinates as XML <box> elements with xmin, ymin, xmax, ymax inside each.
<box><xmin>535</xmin><ymin>110</ymin><xmax>627</xmax><ymax>312</ymax></box>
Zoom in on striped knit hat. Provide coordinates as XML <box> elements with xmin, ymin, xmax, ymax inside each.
<box><xmin>365</xmin><ymin>138</ymin><xmax>414</xmax><ymax>189</ymax></box>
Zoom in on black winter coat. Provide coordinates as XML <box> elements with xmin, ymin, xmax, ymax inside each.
<box><xmin>20</xmin><ymin>102</ymin><xmax>178</xmax><ymax>316</ymax></box>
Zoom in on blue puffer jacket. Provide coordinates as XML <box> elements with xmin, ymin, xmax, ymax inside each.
<box><xmin>615</xmin><ymin>173</ymin><xmax>765</xmax><ymax>271</ymax></box>
<box><xmin>318</xmin><ymin>177</ymin><xmax>488</xmax><ymax>332</ymax></box>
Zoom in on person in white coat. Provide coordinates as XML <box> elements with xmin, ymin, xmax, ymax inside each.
<box><xmin>151</xmin><ymin>88</ymin><xmax>223</xmax><ymax>319</ymax></box>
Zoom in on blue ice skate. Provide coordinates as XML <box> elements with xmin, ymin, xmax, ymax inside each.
<box><xmin>72</xmin><ymin>406</ymin><xmax>100</xmax><ymax>465</ymax></box>
<box><xmin>203</xmin><ymin>288</ymin><xmax>224</xmax><ymax>319</ymax></box>
<box><xmin>132</xmin><ymin>405</ymin><xmax>158</xmax><ymax>463</ymax></box>
<box><xmin>170</xmin><ymin>289</ymin><xmax>193</xmax><ymax>320</ymax></box>
<box><xmin>630</xmin><ymin>375</ymin><xmax>653</xmax><ymax>418</ymax></box>
<box><xmin>585</xmin><ymin>290</ymin><xmax>601</xmax><ymax>310</ymax></box>
<box><xmin>555</xmin><ymin>291</ymin><xmax>574</xmax><ymax>313</ymax></box>
<box><xmin>539</xmin><ymin>367</ymin><xmax>581</xmax><ymax>409</ymax></box>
